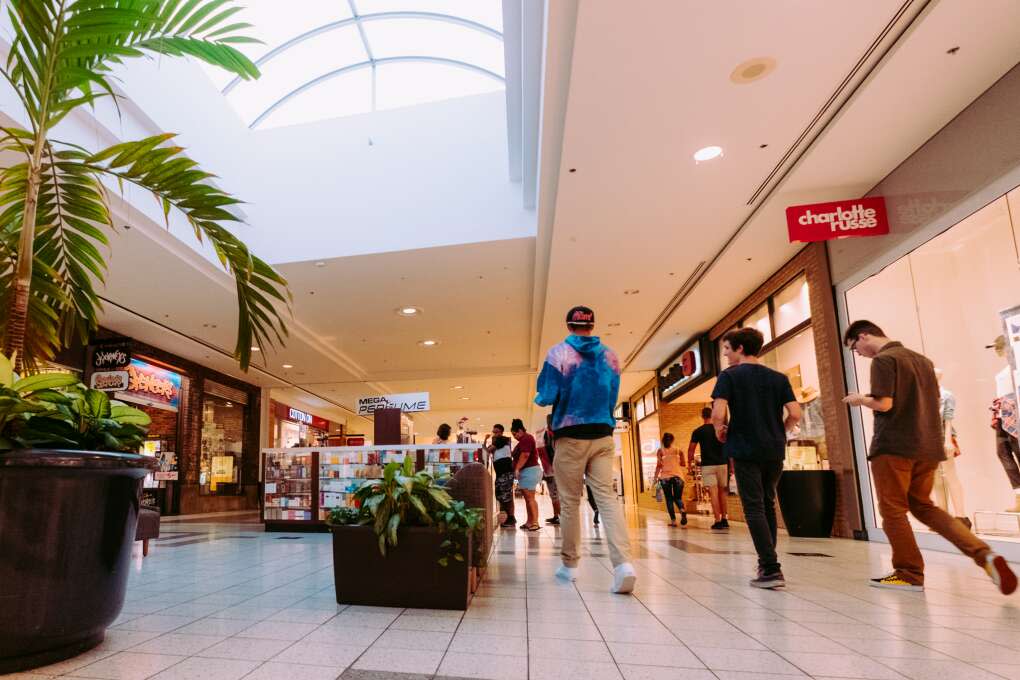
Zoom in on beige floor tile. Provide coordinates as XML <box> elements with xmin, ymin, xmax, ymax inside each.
<box><xmin>270</xmin><ymin>640</ymin><xmax>365</xmax><ymax>668</ymax></box>
<box><xmin>529</xmin><ymin>638</ymin><xmax>613</xmax><ymax>662</ymax></box>
<box><xmin>449</xmin><ymin>632</ymin><xmax>528</xmax><ymax>656</ymax></box>
<box><xmin>240</xmin><ymin>661</ymin><xmax>345</xmax><ymax>680</ymax></box>
<box><xmin>437</xmin><ymin>652</ymin><xmax>529</xmax><ymax>680</ymax></box>
<box><xmin>196</xmin><ymin>636</ymin><xmax>293</xmax><ymax>661</ymax></box>
<box><xmin>528</xmin><ymin>657</ymin><xmax>623</xmax><ymax>680</ymax></box>
<box><xmin>70</xmin><ymin>652</ymin><xmax>185</xmax><ymax>680</ymax></box>
<box><xmin>608</xmin><ymin>641</ymin><xmax>704</xmax><ymax>669</ymax></box>
<box><xmin>148</xmin><ymin>656</ymin><xmax>259</xmax><ymax>680</ymax></box>
<box><xmin>352</xmin><ymin>647</ymin><xmax>444</xmax><ymax>675</ymax></box>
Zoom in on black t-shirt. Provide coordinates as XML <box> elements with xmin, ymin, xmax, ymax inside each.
<box><xmin>711</xmin><ymin>363</ymin><xmax>796</xmax><ymax>461</ymax></box>
<box><xmin>691</xmin><ymin>423</ymin><xmax>726</xmax><ymax>466</ymax></box>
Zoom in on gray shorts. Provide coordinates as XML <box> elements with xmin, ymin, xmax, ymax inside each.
<box><xmin>702</xmin><ymin>464</ymin><xmax>729</xmax><ymax>488</ymax></box>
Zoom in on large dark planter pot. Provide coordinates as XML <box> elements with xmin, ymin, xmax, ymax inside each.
<box><xmin>0</xmin><ymin>450</ymin><xmax>154</xmax><ymax>674</ymax></box>
<box><xmin>331</xmin><ymin>525</ymin><xmax>472</xmax><ymax>610</ymax></box>
<box><xmin>777</xmin><ymin>469</ymin><xmax>837</xmax><ymax>538</ymax></box>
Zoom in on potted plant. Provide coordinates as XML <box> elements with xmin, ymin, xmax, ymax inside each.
<box><xmin>328</xmin><ymin>457</ymin><xmax>482</xmax><ymax>610</ymax></box>
<box><xmin>0</xmin><ymin>353</ymin><xmax>156</xmax><ymax>672</ymax></box>
<box><xmin>0</xmin><ymin>1</ymin><xmax>289</xmax><ymax>673</ymax></box>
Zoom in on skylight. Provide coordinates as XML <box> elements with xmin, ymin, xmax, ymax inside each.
<box><xmin>199</xmin><ymin>0</ymin><xmax>505</xmax><ymax>129</ymax></box>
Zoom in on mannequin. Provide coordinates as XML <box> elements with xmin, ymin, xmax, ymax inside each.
<box><xmin>989</xmin><ymin>335</ymin><xmax>1020</xmax><ymax>513</ymax></box>
<box><xmin>933</xmin><ymin>369</ymin><xmax>968</xmax><ymax>527</ymax></box>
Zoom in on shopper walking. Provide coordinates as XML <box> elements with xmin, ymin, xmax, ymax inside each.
<box><xmin>586</xmin><ymin>483</ymin><xmax>600</xmax><ymax>526</ymax></box>
<box><xmin>539</xmin><ymin>416</ymin><xmax>562</xmax><ymax>525</ymax></box>
<box><xmin>689</xmin><ymin>407</ymin><xmax>730</xmax><ymax>531</ymax></box>
<box><xmin>535</xmin><ymin>305</ymin><xmax>635</xmax><ymax>593</ymax></box>
<box><xmin>712</xmin><ymin>327</ymin><xmax>800</xmax><ymax>589</ymax></box>
<box><xmin>654</xmin><ymin>433</ymin><xmax>687</xmax><ymax>527</ymax></box>
<box><xmin>487</xmin><ymin>424</ymin><xmax>517</xmax><ymax>529</ymax></box>
<box><xmin>843</xmin><ymin>320</ymin><xmax>1017</xmax><ymax>594</ymax></box>
<box><xmin>511</xmin><ymin>419</ymin><xmax>542</xmax><ymax>531</ymax></box>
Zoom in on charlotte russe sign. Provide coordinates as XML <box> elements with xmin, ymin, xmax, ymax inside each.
<box><xmin>786</xmin><ymin>196</ymin><xmax>889</xmax><ymax>243</ymax></box>
<box><xmin>357</xmin><ymin>392</ymin><xmax>430</xmax><ymax>416</ymax></box>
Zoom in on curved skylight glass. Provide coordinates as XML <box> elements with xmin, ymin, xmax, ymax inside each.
<box><xmin>199</xmin><ymin>1</ymin><xmax>504</xmax><ymax>129</ymax></box>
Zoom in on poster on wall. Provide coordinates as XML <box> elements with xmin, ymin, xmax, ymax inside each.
<box><xmin>657</xmin><ymin>335</ymin><xmax>715</xmax><ymax>402</ymax></box>
<box><xmin>357</xmin><ymin>392</ymin><xmax>430</xmax><ymax>416</ymax></box>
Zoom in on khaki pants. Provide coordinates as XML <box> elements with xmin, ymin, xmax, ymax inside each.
<box><xmin>871</xmin><ymin>454</ymin><xmax>990</xmax><ymax>585</ymax></box>
<box><xmin>552</xmin><ymin>436</ymin><xmax>631</xmax><ymax>567</ymax></box>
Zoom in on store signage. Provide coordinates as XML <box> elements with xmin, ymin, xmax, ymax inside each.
<box><xmin>121</xmin><ymin>359</ymin><xmax>182</xmax><ymax>411</ymax></box>
<box><xmin>658</xmin><ymin>336</ymin><xmax>714</xmax><ymax>402</ymax></box>
<box><xmin>90</xmin><ymin>370</ymin><xmax>129</xmax><ymax>392</ymax></box>
<box><xmin>357</xmin><ymin>392</ymin><xmax>430</xmax><ymax>416</ymax></box>
<box><xmin>288</xmin><ymin>407</ymin><xmax>313</xmax><ymax>424</ymax></box>
<box><xmin>91</xmin><ymin>340</ymin><xmax>131</xmax><ymax>371</ymax></box>
<box><xmin>786</xmin><ymin>196</ymin><xmax>889</xmax><ymax>243</ymax></box>
<box><xmin>275</xmin><ymin>402</ymin><xmax>330</xmax><ymax>431</ymax></box>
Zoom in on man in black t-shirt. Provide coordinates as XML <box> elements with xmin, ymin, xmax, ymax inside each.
<box><xmin>711</xmin><ymin>327</ymin><xmax>800</xmax><ymax>589</ymax></box>
<box><xmin>689</xmin><ymin>407</ymin><xmax>729</xmax><ymax>531</ymax></box>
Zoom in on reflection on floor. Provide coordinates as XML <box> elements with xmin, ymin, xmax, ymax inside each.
<box><xmin>15</xmin><ymin>500</ymin><xmax>1020</xmax><ymax>680</ymax></box>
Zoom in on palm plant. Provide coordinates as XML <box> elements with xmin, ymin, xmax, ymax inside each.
<box><xmin>0</xmin><ymin>0</ymin><xmax>289</xmax><ymax>373</ymax></box>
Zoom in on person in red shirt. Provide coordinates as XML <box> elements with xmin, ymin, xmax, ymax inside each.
<box><xmin>512</xmin><ymin>418</ymin><xmax>542</xmax><ymax>531</ymax></box>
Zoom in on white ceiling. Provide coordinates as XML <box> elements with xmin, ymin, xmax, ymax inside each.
<box><xmin>18</xmin><ymin>0</ymin><xmax>1020</xmax><ymax>436</ymax></box>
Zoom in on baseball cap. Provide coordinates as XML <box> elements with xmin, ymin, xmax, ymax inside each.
<box><xmin>566</xmin><ymin>305</ymin><xmax>595</xmax><ymax>327</ymax></box>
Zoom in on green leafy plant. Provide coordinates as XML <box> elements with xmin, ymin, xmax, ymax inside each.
<box><xmin>0</xmin><ymin>352</ymin><xmax>150</xmax><ymax>451</ymax></box>
<box><xmin>434</xmin><ymin>500</ymin><xmax>481</xmax><ymax>567</ymax></box>
<box><xmin>351</xmin><ymin>457</ymin><xmax>482</xmax><ymax>565</ymax></box>
<box><xmin>0</xmin><ymin>0</ymin><xmax>290</xmax><ymax>373</ymax></box>
<box><xmin>326</xmin><ymin>505</ymin><xmax>362</xmax><ymax>527</ymax></box>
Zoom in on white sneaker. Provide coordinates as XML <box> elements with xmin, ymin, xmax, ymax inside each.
<box><xmin>611</xmin><ymin>563</ymin><xmax>636</xmax><ymax>594</ymax></box>
<box><xmin>555</xmin><ymin>565</ymin><xmax>577</xmax><ymax>582</ymax></box>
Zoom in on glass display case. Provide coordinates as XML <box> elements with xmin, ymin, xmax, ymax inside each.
<box><xmin>262</xmin><ymin>445</ymin><xmax>484</xmax><ymax>529</ymax></box>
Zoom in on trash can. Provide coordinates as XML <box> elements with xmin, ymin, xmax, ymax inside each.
<box><xmin>777</xmin><ymin>470</ymin><xmax>836</xmax><ymax>538</ymax></box>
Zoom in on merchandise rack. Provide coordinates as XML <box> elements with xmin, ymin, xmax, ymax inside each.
<box><xmin>261</xmin><ymin>444</ymin><xmax>484</xmax><ymax>531</ymax></box>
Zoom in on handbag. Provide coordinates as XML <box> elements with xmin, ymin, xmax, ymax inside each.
<box><xmin>728</xmin><ymin>473</ymin><xmax>738</xmax><ymax>495</ymax></box>
<box><xmin>654</xmin><ymin>480</ymin><xmax>663</xmax><ymax>503</ymax></box>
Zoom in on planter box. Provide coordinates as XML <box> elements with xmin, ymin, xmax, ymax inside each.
<box><xmin>0</xmin><ymin>450</ymin><xmax>153</xmax><ymax>673</ymax></box>
<box><xmin>331</xmin><ymin>525</ymin><xmax>471</xmax><ymax>610</ymax></box>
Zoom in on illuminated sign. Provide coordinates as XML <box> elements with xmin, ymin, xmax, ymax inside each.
<box><xmin>357</xmin><ymin>392</ymin><xmax>430</xmax><ymax>416</ymax></box>
<box><xmin>657</xmin><ymin>336</ymin><xmax>715</xmax><ymax>402</ymax></box>
<box><xmin>121</xmin><ymin>359</ymin><xmax>182</xmax><ymax>411</ymax></box>
<box><xmin>288</xmin><ymin>407</ymin><xmax>313</xmax><ymax>424</ymax></box>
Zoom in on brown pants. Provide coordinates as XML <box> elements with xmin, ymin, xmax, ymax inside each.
<box><xmin>552</xmin><ymin>436</ymin><xmax>631</xmax><ymax>568</ymax></box>
<box><xmin>871</xmin><ymin>455</ymin><xmax>991</xmax><ymax>585</ymax></box>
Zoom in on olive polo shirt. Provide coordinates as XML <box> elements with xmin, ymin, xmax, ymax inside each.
<box><xmin>867</xmin><ymin>341</ymin><xmax>945</xmax><ymax>461</ymax></box>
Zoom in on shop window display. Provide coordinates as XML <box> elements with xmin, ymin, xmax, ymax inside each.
<box><xmin>200</xmin><ymin>395</ymin><xmax>246</xmax><ymax>495</ymax></box>
<box><xmin>773</xmin><ymin>274</ymin><xmax>811</xmax><ymax>336</ymax></box>
<box><xmin>846</xmin><ymin>191</ymin><xmax>1020</xmax><ymax>541</ymax></box>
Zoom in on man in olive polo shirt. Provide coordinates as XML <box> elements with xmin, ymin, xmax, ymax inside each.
<box><xmin>844</xmin><ymin>320</ymin><xmax>1016</xmax><ymax>594</ymax></box>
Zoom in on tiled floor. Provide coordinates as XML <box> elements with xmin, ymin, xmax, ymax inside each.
<box><xmin>8</xmin><ymin>501</ymin><xmax>1020</xmax><ymax>680</ymax></box>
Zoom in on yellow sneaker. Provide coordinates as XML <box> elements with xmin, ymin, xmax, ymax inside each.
<box><xmin>869</xmin><ymin>574</ymin><xmax>923</xmax><ymax>592</ymax></box>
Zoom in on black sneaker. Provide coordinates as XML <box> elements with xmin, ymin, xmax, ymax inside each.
<box><xmin>750</xmin><ymin>571</ymin><xmax>786</xmax><ymax>589</ymax></box>
<box><xmin>680</xmin><ymin>512</ymin><xmax>688</xmax><ymax>526</ymax></box>
<box><xmin>710</xmin><ymin>521</ymin><xmax>724</xmax><ymax>531</ymax></box>
<box><xmin>720</xmin><ymin>519</ymin><xmax>730</xmax><ymax>529</ymax></box>
<box><xmin>546</xmin><ymin>516</ymin><xmax>560</xmax><ymax>525</ymax></box>
<box><xmin>500</xmin><ymin>519</ymin><xmax>517</xmax><ymax>529</ymax></box>
<box><xmin>593</xmin><ymin>512</ymin><xmax>600</xmax><ymax>526</ymax></box>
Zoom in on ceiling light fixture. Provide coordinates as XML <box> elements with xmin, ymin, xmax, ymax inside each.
<box><xmin>693</xmin><ymin>146</ymin><xmax>723</xmax><ymax>163</ymax></box>
<box><xmin>419</xmin><ymin>339</ymin><xmax>439</xmax><ymax>347</ymax></box>
<box><xmin>730</xmin><ymin>57</ymin><xmax>777</xmax><ymax>84</ymax></box>
<box><xmin>460</xmin><ymin>396</ymin><xmax>470</xmax><ymax>401</ymax></box>
<box><xmin>314</xmin><ymin>261</ymin><xmax>326</xmax><ymax>267</ymax></box>
<box><xmin>623</xmin><ymin>289</ymin><xmax>640</xmax><ymax>295</ymax></box>
<box><xmin>452</xmin><ymin>385</ymin><xmax>464</xmax><ymax>390</ymax></box>
<box><xmin>282</xmin><ymin>364</ymin><xmax>293</xmax><ymax>369</ymax></box>
<box><xmin>251</xmin><ymin>346</ymin><xmax>260</xmax><ymax>352</ymax></box>
<box><xmin>396</xmin><ymin>306</ymin><xmax>422</xmax><ymax>317</ymax></box>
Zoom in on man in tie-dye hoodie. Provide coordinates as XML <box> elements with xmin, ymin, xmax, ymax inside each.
<box><xmin>535</xmin><ymin>305</ymin><xmax>635</xmax><ymax>594</ymax></box>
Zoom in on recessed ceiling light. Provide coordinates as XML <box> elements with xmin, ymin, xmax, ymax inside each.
<box><xmin>314</xmin><ymin>261</ymin><xmax>326</xmax><ymax>267</ymax></box>
<box><xmin>251</xmin><ymin>346</ymin><xmax>260</xmax><ymax>352</ymax></box>
<box><xmin>452</xmin><ymin>385</ymin><xmax>464</xmax><ymax>390</ymax></box>
<box><xmin>693</xmin><ymin>146</ymin><xmax>723</xmax><ymax>162</ymax></box>
<box><xmin>730</xmin><ymin>57</ymin><xmax>777</xmax><ymax>84</ymax></box>
<box><xmin>623</xmin><ymin>289</ymin><xmax>640</xmax><ymax>295</ymax></box>
<box><xmin>460</xmin><ymin>396</ymin><xmax>470</xmax><ymax>401</ymax></box>
<box><xmin>419</xmin><ymin>339</ymin><xmax>439</xmax><ymax>347</ymax></box>
<box><xmin>396</xmin><ymin>306</ymin><xmax>422</xmax><ymax>317</ymax></box>
<box><xmin>282</xmin><ymin>364</ymin><xmax>293</xmax><ymax>369</ymax></box>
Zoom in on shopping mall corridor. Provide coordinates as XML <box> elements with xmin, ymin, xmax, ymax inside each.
<box><xmin>12</xmin><ymin>500</ymin><xmax>1020</xmax><ymax>680</ymax></box>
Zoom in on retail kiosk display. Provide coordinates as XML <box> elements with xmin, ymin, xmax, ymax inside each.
<box><xmin>262</xmin><ymin>444</ymin><xmax>482</xmax><ymax>530</ymax></box>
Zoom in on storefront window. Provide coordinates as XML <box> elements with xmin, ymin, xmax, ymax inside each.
<box><xmin>638</xmin><ymin>415</ymin><xmax>660</xmax><ymax>490</ymax></box>
<box><xmin>745</xmin><ymin>303</ymin><xmax>773</xmax><ymax>345</ymax></box>
<box><xmin>774</xmin><ymin>274</ymin><xmax>811</xmax><ymax>336</ymax></box>
<box><xmin>846</xmin><ymin>192</ymin><xmax>1020</xmax><ymax>542</ymax></box>
<box><xmin>200</xmin><ymin>394</ymin><xmax>246</xmax><ymax>495</ymax></box>
<box><xmin>759</xmin><ymin>327</ymin><xmax>827</xmax><ymax>468</ymax></box>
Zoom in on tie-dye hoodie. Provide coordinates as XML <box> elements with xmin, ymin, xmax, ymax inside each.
<box><xmin>534</xmin><ymin>334</ymin><xmax>621</xmax><ymax>436</ymax></box>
